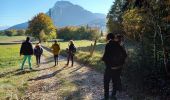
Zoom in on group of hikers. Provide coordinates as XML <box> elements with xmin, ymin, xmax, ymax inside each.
<box><xmin>19</xmin><ymin>32</ymin><xmax>127</xmax><ymax>100</ymax></box>
<box><xmin>20</xmin><ymin>37</ymin><xmax>76</xmax><ymax>70</ymax></box>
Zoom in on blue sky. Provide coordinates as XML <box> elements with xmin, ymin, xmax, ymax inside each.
<box><xmin>0</xmin><ymin>0</ymin><xmax>114</xmax><ymax>26</ymax></box>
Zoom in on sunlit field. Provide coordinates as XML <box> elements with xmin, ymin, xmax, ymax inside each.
<box><xmin>0</xmin><ymin>44</ymin><xmax>36</xmax><ymax>99</ymax></box>
<box><xmin>0</xmin><ymin>36</ymin><xmax>26</xmax><ymax>42</ymax></box>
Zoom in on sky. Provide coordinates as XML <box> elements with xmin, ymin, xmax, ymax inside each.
<box><xmin>0</xmin><ymin>0</ymin><xmax>114</xmax><ymax>26</ymax></box>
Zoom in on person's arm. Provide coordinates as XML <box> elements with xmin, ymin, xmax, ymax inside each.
<box><xmin>102</xmin><ymin>44</ymin><xmax>109</xmax><ymax>62</ymax></box>
<box><xmin>41</xmin><ymin>47</ymin><xmax>43</xmax><ymax>54</ymax></box>
<box><xmin>30</xmin><ymin>44</ymin><xmax>34</xmax><ymax>55</ymax></box>
<box><xmin>58</xmin><ymin>45</ymin><xmax>61</xmax><ymax>51</ymax></box>
<box><xmin>20</xmin><ymin>43</ymin><xmax>24</xmax><ymax>56</ymax></box>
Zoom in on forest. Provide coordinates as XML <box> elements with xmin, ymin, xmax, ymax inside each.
<box><xmin>106</xmin><ymin>0</ymin><xmax>170</xmax><ymax>99</ymax></box>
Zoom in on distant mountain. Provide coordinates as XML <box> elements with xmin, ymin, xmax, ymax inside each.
<box><xmin>8</xmin><ymin>1</ymin><xmax>106</xmax><ymax>30</ymax></box>
<box><xmin>8</xmin><ymin>22</ymin><xmax>28</xmax><ymax>30</ymax></box>
<box><xmin>0</xmin><ymin>26</ymin><xmax>10</xmax><ymax>30</ymax></box>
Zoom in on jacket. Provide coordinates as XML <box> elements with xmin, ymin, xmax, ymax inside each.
<box><xmin>69</xmin><ymin>44</ymin><xmax>76</xmax><ymax>53</ymax></box>
<box><xmin>102</xmin><ymin>40</ymin><xmax>127</xmax><ymax>69</ymax></box>
<box><xmin>20</xmin><ymin>41</ymin><xmax>33</xmax><ymax>55</ymax></box>
<box><xmin>51</xmin><ymin>43</ymin><xmax>60</xmax><ymax>55</ymax></box>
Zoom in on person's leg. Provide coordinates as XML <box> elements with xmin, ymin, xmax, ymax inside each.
<box><xmin>36</xmin><ymin>55</ymin><xmax>38</xmax><ymax>65</ymax></box>
<box><xmin>54</xmin><ymin>55</ymin><xmax>56</xmax><ymax>66</ymax></box>
<box><xmin>112</xmin><ymin>69</ymin><xmax>122</xmax><ymax>97</ymax></box>
<box><xmin>71</xmin><ymin>54</ymin><xmax>74</xmax><ymax>66</ymax></box>
<box><xmin>66</xmin><ymin>54</ymin><xmax>70</xmax><ymax>65</ymax></box>
<box><xmin>28</xmin><ymin>55</ymin><xmax>32</xmax><ymax>70</ymax></box>
<box><xmin>20</xmin><ymin>55</ymin><xmax>27</xmax><ymax>70</ymax></box>
<box><xmin>57</xmin><ymin>55</ymin><xmax>58</xmax><ymax>65</ymax></box>
<box><xmin>104</xmin><ymin>70</ymin><xmax>111</xmax><ymax>99</ymax></box>
<box><xmin>38</xmin><ymin>55</ymin><xmax>41</xmax><ymax>65</ymax></box>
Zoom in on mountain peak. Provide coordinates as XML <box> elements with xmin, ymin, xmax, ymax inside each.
<box><xmin>8</xmin><ymin>1</ymin><xmax>106</xmax><ymax>30</ymax></box>
<box><xmin>55</xmin><ymin>1</ymin><xmax>73</xmax><ymax>8</ymax></box>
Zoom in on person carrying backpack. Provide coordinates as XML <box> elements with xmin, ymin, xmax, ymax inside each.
<box><xmin>51</xmin><ymin>40</ymin><xmax>60</xmax><ymax>66</ymax></box>
<box><xmin>66</xmin><ymin>40</ymin><xmax>76</xmax><ymax>66</ymax></box>
<box><xmin>34</xmin><ymin>43</ymin><xmax>43</xmax><ymax>66</ymax></box>
<box><xmin>102</xmin><ymin>33</ymin><xmax>127</xmax><ymax>100</ymax></box>
<box><xmin>20</xmin><ymin>37</ymin><xmax>33</xmax><ymax>70</ymax></box>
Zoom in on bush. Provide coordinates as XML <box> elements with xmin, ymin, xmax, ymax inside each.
<box><xmin>4</xmin><ymin>30</ymin><xmax>17</xmax><ymax>36</ymax></box>
<box><xmin>17</xmin><ymin>30</ymin><xmax>25</xmax><ymax>36</ymax></box>
<box><xmin>58</xmin><ymin>26</ymin><xmax>100</xmax><ymax>40</ymax></box>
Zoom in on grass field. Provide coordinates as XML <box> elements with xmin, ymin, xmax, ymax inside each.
<box><xmin>0</xmin><ymin>44</ymin><xmax>36</xmax><ymax>99</ymax></box>
<box><xmin>0</xmin><ymin>36</ymin><xmax>26</xmax><ymax>42</ymax></box>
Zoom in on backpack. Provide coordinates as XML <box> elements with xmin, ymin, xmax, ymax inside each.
<box><xmin>37</xmin><ymin>47</ymin><xmax>42</xmax><ymax>55</ymax></box>
<box><xmin>34</xmin><ymin>47</ymin><xmax>43</xmax><ymax>55</ymax></box>
<box><xmin>72</xmin><ymin>46</ymin><xmax>77</xmax><ymax>53</ymax></box>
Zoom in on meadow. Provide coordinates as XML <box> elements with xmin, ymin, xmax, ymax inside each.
<box><xmin>0</xmin><ymin>36</ymin><xmax>36</xmax><ymax>99</ymax></box>
<box><xmin>0</xmin><ymin>36</ymin><xmax>26</xmax><ymax>43</ymax></box>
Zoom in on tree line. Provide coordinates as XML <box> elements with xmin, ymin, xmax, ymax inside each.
<box><xmin>107</xmin><ymin>0</ymin><xmax>170</xmax><ymax>97</ymax></box>
<box><xmin>0</xmin><ymin>29</ymin><xmax>26</xmax><ymax>36</ymax></box>
<box><xmin>26</xmin><ymin>13</ymin><xmax>101</xmax><ymax>42</ymax></box>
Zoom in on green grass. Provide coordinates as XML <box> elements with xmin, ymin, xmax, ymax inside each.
<box><xmin>0</xmin><ymin>44</ymin><xmax>36</xmax><ymax>99</ymax></box>
<box><xmin>0</xmin><ymin>36</ymin><xmax>26</xmax><ymax>42</ymax></box>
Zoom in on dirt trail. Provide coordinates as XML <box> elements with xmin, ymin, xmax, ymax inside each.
<box><xmin>23</xmin><ymin>47</ymin><xmax>130</xmax><ymax>100</ymax></box>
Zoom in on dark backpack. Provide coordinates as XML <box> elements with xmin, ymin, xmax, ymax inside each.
<box><xmin>72</xmin><ymin>46</ymin><xmax>77</xmax><ymax>53</ymax></box>
<box><xmin>34</xmin><ymin>47</ymin><xmax>43</xmax><ymax>55</ymax></box>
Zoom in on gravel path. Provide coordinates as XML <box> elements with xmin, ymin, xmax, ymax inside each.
<box><xmin>23</xmin><ymin>47</ymin><xmax>131</xmax><ymax>100</ymax></box>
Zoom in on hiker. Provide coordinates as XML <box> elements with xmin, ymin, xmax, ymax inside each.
<box><xmin>102</xmin><ymin>33</ymin><xmax>127</xmax><ymax>100</ymax></box>
<box><xmin>20</xmin><ymin>37</ymin><xmax>33</xmax><ymax>70</ymax></box>
<box><xmin>34</xmin><ymin>43</ymin><xmax>43</xmax><ymax>66</ymax></box>
<box><xmin>66</xmin><ymin>40</ymin><xmax>76</xmax><ymax>66</ymax></box>
<box><xmin>51</xmin><ymin>40</ymin><xmax>60</xmax><ymax>66</ymax></box>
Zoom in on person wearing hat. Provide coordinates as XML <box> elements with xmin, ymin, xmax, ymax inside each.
<box><xmin>51</xmin><ymin>40</ymin><xmax>60</xmax><ymax>66</ymax></box>
<box><xmin>20</xmin><ymin>37</ymin><xmax>33</xmax><ymax>70</ymax></box>
<box><xmin>34</xmin><ymin>43</ymin><xmax>43</xmax><ymax>67</ymax></box>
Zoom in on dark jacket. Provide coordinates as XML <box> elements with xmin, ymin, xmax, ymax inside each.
<box><xmin>34</xmin><ymin>46</ymin><xmax>43</xmax><ymax>56</ymax></box>
<box><xmin>69</xmin><ymin>44</ymin><xmax>76</xmax><ymax>53</ymax></box>
<box><xmin>102</xmin><ymin>40</ymin><xmax>127</xmax><ymax>69</ymax></box>
<box><xmin>20</xmin><ymin>41</ymin><xmax>33</xmax><ymax>55</ymax></box>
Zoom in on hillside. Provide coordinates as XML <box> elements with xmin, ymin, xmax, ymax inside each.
<box><xmin>8</xmin><ymin>1</ymin><xmax>106</xmax><ymax>30</ymax></box>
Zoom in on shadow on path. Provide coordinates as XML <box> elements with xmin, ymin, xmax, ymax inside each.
<box><xmin>14</xmin><ymin>69</ymin><xmax>39</xmax><ymax>76</ymax></box>
<box><xmin>0</xmin><ymin>69</ymin><xmax>20</xmax><ymax>78</ymax></box>
<box><xmin>28</xmin><ymin>65</ymin><xmax>68</xmax><ymax>81</ymax></box>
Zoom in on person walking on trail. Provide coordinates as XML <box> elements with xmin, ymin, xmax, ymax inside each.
<box><xmin>66</xmin><ymin>40</ymin><xmax>76</xmax><ymax>66</ymax></box>
<box><xmin>34</xmin><ymin>43</ymin><xmax>43</xmax><ymax>67</ymax></box>
<box><xmin>102</xmin><ymin>33</ymin><xmax>127</xmax><ymax>100</ymax></box>
<box><xmin>20</xmin><ymin>37</ymin><xmax>34</xmax><ymax>70</ymax></box>
<box><xmin>51</xmin><ymin>40</ymin><xmax>60</xmax><ymax>66</ymax></box>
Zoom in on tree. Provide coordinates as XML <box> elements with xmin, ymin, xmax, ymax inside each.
<box><xmin>4</xmin><ymin>30</ymin><xmax>17</xmax><ymax>36</ymax></box>
<box><xmin>108</xmin><ymin>0</ymin><xmax>170</xmax><ymax>97</ymax></box>
<box><xmin>39</xmin><ymin>30</ymin><xmax>47</xmax><ymax>42</ymax></box>
<box><xmin>17</xmin><ymin>30</ymin><xmax>25</xmax><ymax>36</ymax></box>
<box><xmin>27</xmin><ymin>13</ymin><xmax>57</xmax><ymax>42</ymax></box>
<box><xmin>107</xmin><ymin>0</ymin><xmax>126</xmax><ymax>34</ymax></box>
